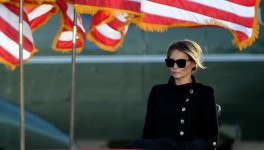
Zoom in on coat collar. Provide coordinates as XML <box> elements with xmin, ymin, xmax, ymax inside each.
<box><xmin>167</xmin><ymin>75</ymin><xmax>196</xmax><ymax>92</ymax></box>
<box><xmin>168</xmin><ymin>75</ymin><xmax>196</xmax><ymax>85</ymax></box>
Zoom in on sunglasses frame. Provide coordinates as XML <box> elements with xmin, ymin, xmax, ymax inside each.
<box><xmin>165</xmin><ymin>58</ymin><xmax>191</xmax><ymax>68</ymax></box>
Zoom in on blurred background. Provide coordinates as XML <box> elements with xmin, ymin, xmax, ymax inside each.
<box><xmin>0</xmin><ymin>1</ymin><xmax>264</xmax><ymax>150</ymax></box>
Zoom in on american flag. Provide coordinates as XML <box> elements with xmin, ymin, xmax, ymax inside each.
<box><xmin>74</xmin><ymin>0</ymin><xmax>260</xmax><ymax>51</ymax></box>
<box><xmin>0</xmin><ymin>3</ymin><xmax>36</xmax><ymax>70</ymax></box>
<box><xmin>0</xmin><ymin>1</ymin><xmax>85</xmax><ymax>69</ymax></box>
<box><xmin>138</xmin><ymin>0</ymin><xmax>260</xmax><ymax>50</ymax></box>
<box><xmin>87</xmin><ymin>11</ymin><xmax>130</xmax><ymax>51</ymax></box>
<box><xmin>25</xmin><ymin>0</ymin><xmax>86</xmax><ymax>52</ymax></box>
<box><xmin>0</xmin><ymin>0</ymin><xmax>261</xmax><ymax>70</ymax></box>
<box><xmin>52</xmin><ymin>0</ymin><xmax>85</xmax><ymax>52</ymax></box>
<box><xmin>74</xmin><ymin>0</ymin><xmax>141</xmax><ymax>51</ymax></box>
<box><xmin>74</xmin><ymin>0</ymin><xmax>141</xmax><ymax>14</ymax></box>
<box><xmin>25</xmin><ymin>4</ymin><xmax>58</xmax><ymax>32</ymax></box>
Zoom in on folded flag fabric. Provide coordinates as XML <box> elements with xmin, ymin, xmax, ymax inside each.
<box><xmin>25</xmin><ymin>3</ymin><xmax>58</xmax><ymax>32</ymax></box>
<box><xmin>0</xmin><ymin>3</ymin><xmax>37</xmax><ymax>70</ymax></box>
<box><xmin>0</xmin><ymin>0</ymin><xmax>86</xmax><ymax>70</ymax></box>
<box><xmin>87</xmin><ymin>11</ymin><xmax>130</xmax><ymax>51</ymax></box>
<box><xmin>52</xmin><ymin>0</ymin><xmax>85</xmax><ymax>52</ymax></box>
<box><xmin>74</xmin><ymin>0</ymin><xmax>141</xmax><ymax>51</ymax></box>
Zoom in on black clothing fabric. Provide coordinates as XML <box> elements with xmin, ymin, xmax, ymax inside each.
<box><xmin>127</xmin><ymin>138</ymin><xmax>209</xmax><ymax>150</ymax></box>
<box><xmin>141</xmin><ymin>76</ymin><xmax>218</xmax><ymax>150</ymax></box>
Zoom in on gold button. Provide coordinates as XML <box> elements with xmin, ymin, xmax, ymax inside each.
<box><xmin>182</xmin><ymin>107</ymin><xmax>186</xmax><ymax>111</ymax></box>
<box><xmin>180</xmin><ymin>131</ymin><xmax>184</xmax><ymax>136</ymax></box>
<box><xmin>213</xmin><ymin>142</ymin><xmax>216</xmax><ymax>146</ymax></box>
<box><xmin>189</xmin><ymin>89</ymin><xmax>193</xmax><ymax>94</ymax></box>
<box><xmin>180</xmin><ymin>119</ymin><xmax>184</xmax><ymax>124</ymax></box>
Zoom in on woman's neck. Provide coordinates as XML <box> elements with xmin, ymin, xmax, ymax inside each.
<box><xmin>175</xmin><ymin>76</ymin><xmax>192</xmax><ymax>85</ymax></box>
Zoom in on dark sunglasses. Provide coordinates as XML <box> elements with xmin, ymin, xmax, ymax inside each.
<box><xmin>165</xmin><ymin>58</ymin><xmax>190</xmax><ymax>68</ymax></box>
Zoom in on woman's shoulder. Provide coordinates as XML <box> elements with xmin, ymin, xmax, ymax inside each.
<box><xmin>194</xmin><ymin>82</ymin><xmax>214</xmax><ymax>93</ymax></box>
<box><xmin>150</xmin><ymin>83</ymin><xmax>170</xmax><ymax>92</ymax></box>
<box><xmin>192</xmin><ymin>76</ymin><xmax>214</xmax><ymax>92</ymax></box>
<box><xmin>152</xmin><ymin>83</ymin><xmax>169</xmax><ymax>89</ymax></box>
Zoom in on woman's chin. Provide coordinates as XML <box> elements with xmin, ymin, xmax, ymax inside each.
<box><xmin>172</xmin><ymin>74</ymin><xmax>182</xmax><ymax>79</ymax></box>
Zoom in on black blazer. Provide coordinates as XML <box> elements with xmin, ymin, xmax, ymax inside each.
<box><xmin>142</xmin><ymin>76</ymin><xmax>218</xmax><ymax>149</ymax></box>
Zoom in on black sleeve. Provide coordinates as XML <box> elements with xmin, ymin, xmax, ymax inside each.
<box><xmin>142</xmin><ymin>86</ymin><xmax>156</xmax><ymax>139</ymax></box>
<box><xmin>202</xmin><ymin>86</ymin><xmax>219</xmax><ymax>149</ymax></box>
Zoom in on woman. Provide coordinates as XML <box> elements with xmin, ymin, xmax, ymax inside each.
<box><xmin>128</xmin><ymin>39</ymin><xmax>218</xmax><ymax>150</ymax></box>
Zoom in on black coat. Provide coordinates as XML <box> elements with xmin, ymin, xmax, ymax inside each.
<box><xmin>142</xmin><ymin>76</ymin><xmax>218</xmax><ymax>149</ymax></box>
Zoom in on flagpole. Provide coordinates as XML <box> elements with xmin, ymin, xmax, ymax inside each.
<box><xmin>19</xmin><ymin>0</ymin><xmax>25</xmax><ymax>150</ymax></box>
<box><xmin>70</xmin><ymin>9</ymin><xmax>77</xmax><ymax>149</ymax></box>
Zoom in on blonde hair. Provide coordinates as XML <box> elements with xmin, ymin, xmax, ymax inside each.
<box><xmin>166</xmin><ymin>39</ymin><xmax>206</xmax><ymax>71</ymax></box>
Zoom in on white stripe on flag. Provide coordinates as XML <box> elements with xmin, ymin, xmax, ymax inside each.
<box><xmin>189</xmin><ymin>0</ymin><xmax>255</xmax><ymax>17</ymax></box>
<box><xmin>59</xmin><ymin>31</ymin><xmax>80</xmax><ymax>41</ymax></box>
<box><xmin>65</xmin><ymin>2</ymin><xmax>85</xmax><ymax>32</ymax></box>
<box><xmin>96</xmin><ymin>24</ymin><xmax>122</xmax><ymax>40</ymax></box>
<box><xmin>0</xmin><ymin>31</ymin><xmax>31</xmax><ymax>60</ymax></box>
<box><xmin>27</xmin><ymin>4</ymin><xmax>54</xmax><ymax>21</ymax></box>
<box><xmin>66</xmin><ymin>2</ymin><xmax>74</xmax><ymax>21</ymax></box>
<box><xmin>0</xmin><ymin>4</ymin><xmax>33</xmax><ymax>42</ymax></box>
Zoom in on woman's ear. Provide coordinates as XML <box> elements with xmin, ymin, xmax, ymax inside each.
<box><xmin>191</xmin><ymin>62</ymin><xmax>196</xmax><ymax>71</ymax></box>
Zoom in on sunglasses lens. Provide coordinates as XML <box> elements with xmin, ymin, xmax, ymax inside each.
<box><xmin>165</xmin><ymin>59</ymin><xmax>188</xmax><ymax>68</ymax></box>
<box><xmin>176</xmin><ymin>59</ymin><xmax>186</xmax><ymax>68</ymax></box>
<box><xmin>165</xmin><ymin>59</ymin><xmax>175</xmax><ymax>67</ymax></box>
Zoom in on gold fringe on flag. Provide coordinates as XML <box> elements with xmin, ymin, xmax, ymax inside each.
<box><xmin>87</xmin><ymin>32</ymin><xmax>126</xmax><ymax>52</ymax></box>
<box><xmin>0</xmin><ymin>0</ymin><xmax>10</xmax><ymax>3</ymax></box>
<box><xmin>51</xmin><ymin>26</ymin><xmax>85</xmax><ymax>53</ymax></box>
<box><xmin>27</xmin><ymin>4</ymin><xmax>59</xmax><ymax>32</ymax></box>
<box><xmin>74</xmin><ymin>4</ymin><xmax>142</xmax><ymax>52</ymax></box>
<box><xmin>232</xmin><ymin>0</ymin><xmax>261</xmax><ymax>51</ymax></box>
<box><xmin>74</xmin><ymin>4</ymin><xmax>143</xmax><ymax>17</ymax></box>
<box><xmin>0</xmin><ymin>49</ymin><xmax>38</xmax><ymax>70</ymax></box>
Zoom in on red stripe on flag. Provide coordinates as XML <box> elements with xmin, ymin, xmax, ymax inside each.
<box><xmin>55</xmin><ymin>39</ymin><xmax>83</xmax><ymax>50</ymax></box>
<box><xmin>108</xmin><ymin>17</ymin><xmax>127</xmax><ymax>30</ymax></box>
<box><xmin>142</xmin><ymin>13</ymin><xmax>193</xmax><ymax>26</ymax></box>
<box><xmin>0</xmin><ymin>46</ymin><xmax>18</xmax><ymax>65</ymax></box>
<box><xmin>90</xmin><ymin>29</ymin><xmax>120</xmax><ymax>46</ymax></box>
<box><xmin>119</xmin><ymin>0</ymin><xmax>141</xmax><ymax>12</ymax></box>
<box><xmin>25</xmin><ymin>4</ymin><xmax>58</xmax><ymax>31</ymax></box>
<box><xmin>227</xmin><ymin>0</ymin><xmax>256</xmax><ymax>6</ymax></box>
<box><xmin>4</xmin><ymin>3</ymin><xmax>30</xmax><ymax>22</ymax></box>
<box><xmin>53</xmin><ymin>1</ymin><xmax>85</xmax><ymax>51</ymax></box>
<box><xmin>0</xmin><ymin>3</ymin><xmax>36</xmax><ymax>69</ymax></box>
<box><xmin>74</xmin><ymin>0</ymin><xmax>122</xmax><ymax>9</ymax></box>
<box><xmin>0</xmin><ymin>17</ymin><xmax>34</xmax><ymax>52</ymax></box>
<box><xmin>234</xmin><ymin>31</ymin><xmax>249</xmax><ymax>42</ymax></box>
<box><xmin>0</xmin><ymin>6</ymin><xmax>34</xmax><ymax>52</ymax></box>
<box><xmin>90</xmin><ymin>11</ymin><xmax>109</xmax><ymax>26</ymax></box>
<box><xmin>74</xmin><ymin>0</ymin><xmax>141</xmax><ymax>13</ymax></box>
<box><xmin>29</xmin><ymin>12</ymin><xmax>53</xmax><ymax>29</ymax></box>
<box><xmin>87</xmin><ymin>10</ymin><xmax>130</xmax><ymax>51</ymax></box>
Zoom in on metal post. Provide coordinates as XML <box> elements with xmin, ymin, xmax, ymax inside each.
<box><xmin>70</xmin><ymin>9</ymin><xmax>77</xmax><ymax>149</ymax></box>
<box><xmin>19</xmin><ymin>0</ymin><xmax>25</xmax><ymax>150</ymax></box>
